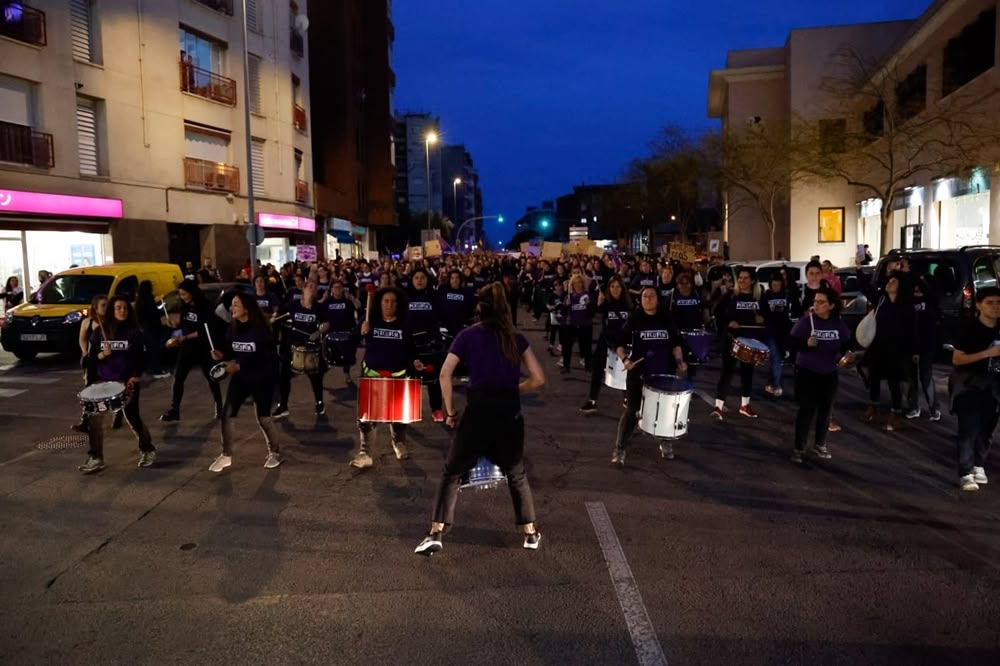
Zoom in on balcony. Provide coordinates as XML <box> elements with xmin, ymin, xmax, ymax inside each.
<box><xmin>184</xmin><ymin>157</ymin><xmax>239</xmax><ymax>193</ymax></box>
<box><xmin>0</xmin><ymin>2</ymin><xmax>46</xmax><ymax>47</ymax></box>
<box><xmin>295</xmin><ymin>179</ymin><xmax>308</xmax><ymax>203</ymax></box>
<box><xmin>179</xmin><ymin>61</ymin><xmax>237</xmax><ymax>107</ymax></box>
<box><xmin>290</xmin><ymin>30</ymin><xmax>304</xmax><ymax>58</ymax></box>
<box><xmin>192</xmin><ymin>0</ymin><xmax>233</xmax><ymax>15</ymax></box>
<box><xmin>0</xmin><ymin>121</ymin><xmax>54</xmax><ymax>169</ymax></box>
<box><xmin>293</xmin><ymin>104</ymin><xmax>307</xmax><ymax>131</ymax></box>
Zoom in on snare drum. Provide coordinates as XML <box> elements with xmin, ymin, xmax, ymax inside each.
<box><xmin>604</xmin><ymin>349</ymin><xmax>627</xmax><ymax>390</ymax></box>
<box><xmin>358</xmin><ymin>377</ymin><xmax>423</xmax><ymax>423</ymax></box>
<box><xmin>731</xmin><ymin>337</ymin><xmax>770</xmax><ymax>366</ymax></box>
<box><xmin>682</xmin><ymin>329</ymin><xmax>711</xmax><ymax>365</ymax></box>
<box><xmin>460</xmin><ymin>457</ymin><xmax>507</xmax><ymax>491</ymax></box>
<box><xmin>324</xmin><ymin>331</ymin><xmax>355</xmax><ymax>365</ymax></box>
<box><xmin>78</xmin><ymin>381</ymin><xmax>129</xmax><ymax>415</ymax></box>
<box><xmin>291</xmin><ymin>343</ymin><xmax>321</xmax><ymax>374</ymax></box>
<box><xmin>210</xmin><ymin>362</ymin><xmax>229</xmax><ymax>382</ymax></box>
<box><xmin>638</xmin><ymin>374</ymin><xmax>693</xmax><ymax>439</ymax></box>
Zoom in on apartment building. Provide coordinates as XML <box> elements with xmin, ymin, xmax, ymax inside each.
<box><xmin>392</xmin><ymin>113</ymin><xmax>441</xmax><ymax>245</ymax></box>
<box><xmin>708</xmin><ymin>0</ymin><xmax>1000</xmax><ymax>264</ymax></box>
<box><xmin>439</xmin><ymin>144</ymin><xmax>482</xmax><ymax>245</ymax></box>
<box><xmin>0</xmin><ymin>0</ymin><xmax>314</xmax><ymax>292</ymax></box>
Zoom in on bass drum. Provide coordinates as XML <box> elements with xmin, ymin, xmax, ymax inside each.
<box><xmin>638</xmin><ymin>374</ymin><xmax>693</xmax><ymax>439</ymax></box>
<box><xmin>357</xmin><ymin>377</ymin><xmax>423</xmax><ymax>423</ymax></box>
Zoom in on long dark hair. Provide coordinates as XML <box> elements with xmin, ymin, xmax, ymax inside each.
<box><xmin>370</xmin><ymin>286</ymin><xmax>407</xmax><ymax>325</ymax></box>
<box><xmin>477</xmin><ymin>282</ymin><xmax>520</xmax><ymax>364</ymax></box>
<box><xmin>177</xmin><ymin>279</ymin><xmax>207</xmax><ymax>308</ymax></box>
<box><xmin>104</xmin><ymin>296</ymin><xmax>137</xmax><ymax>336</ymax></box>
<box><xmin>604</xmin><ymin>275</ymin><xmax>632</xmax><ymax>310</ymax></box>
<box><xmin>230</xmin><ymin>292</ymin><xmax>271</xmax><ymax>339</ymax></box>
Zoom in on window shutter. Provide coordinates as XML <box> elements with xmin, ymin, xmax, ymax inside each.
<box><xmin>246</xmin><ymin>0</ymin><xmax>259</xmax><ymax>32</ymax></box>
<box><xmin>248</xmin><ymin>55</ymin><xmax>262</xmax><ymax>114</ymax></box>
<box><xmin>251</xmin><ymin>138</ymin><xmax>265</xmax><ymax>191</ymax></box>
<box><xmin>76</xmin><ymin>97</ymin><xmax>99</xmax><ymax>176</ymax></box>
<box><xmin>70</xmin><ymin>0</ymin><xmax>92</xmax><ymax>62</ymax></box>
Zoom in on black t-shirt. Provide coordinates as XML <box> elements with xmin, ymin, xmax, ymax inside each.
<box><xmin>954</xmin><ymin>317</ymin><xmax>1000</xmax><ymax>375</ymax></box>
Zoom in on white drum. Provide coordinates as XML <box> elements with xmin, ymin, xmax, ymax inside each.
<box><xmin>638</xmin><ymin>375</ymin><xmax>693</xmax><ymax>439</ymax></box>
<box><xmin>604</xmin><ymin>349</ymin><xmax>627</xmax><ymax>390</ymax></box>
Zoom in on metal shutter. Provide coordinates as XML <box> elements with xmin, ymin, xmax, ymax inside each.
<box><xmin>246</xmin><ymin>0</ymin><xmax>259</xmax><ymax>31</ymax></box>
<box><xmin>70</xmin><ymin>0</ymin><xmax>92</xmax><ymax>62</ymax></box>
<box><xmin>248</xmin><ymin>55</ymin><xmax>262</xmax><ymax>114</ymax></box>
<box><xmin>76</xmin><ymin>97</ymin><xmax>99</xmax><ymax>176</ymax></box>
<box><xmin>251</xmin><ymin>138</ymin><xmax>265</xmax><ymax>191</ymax></box>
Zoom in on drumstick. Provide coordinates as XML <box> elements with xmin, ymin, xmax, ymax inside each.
<box><xmin>365</xmin><ymin>284</ymin><xmax>375</xmax><ymax>323</ymax></box>
<box><xmin>203</xmin><ymin>323</ymin><xmax>216</xmax><ymax>352</ymax></box>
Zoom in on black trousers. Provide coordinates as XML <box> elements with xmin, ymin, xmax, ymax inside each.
<box><xmin>561</xmin><ymin>324</ymin><xmax>593</xmax><ymax>369</ymax></box>
<box><xmin>588</xmin><ymin>337</ymin><xmax>612</xmax><ymax>401</ymax></box>
<box><xmin>87</xmin><ymin>385</ymin><xmax>154</xmax><ymax>459</ymax></box>
<box><xmin>955</xmin><ymin>389</ymin><xmax>999</xmax><ymax>476</ymax></box>
<box><xmin>171</xmin><ymin>346</ymin><xmax>222</xmax><ymax>410</ymax></box>
<box><xmin>431</xmin><ymin>391</ymin><xmax>536</xmax><ymax>526</ymax></box>
<box><xmin>716</xmin><ymin>349</ymin><xmax>754</xmax><ymax>401</ymax></box>
<box><xmin>278</xmin><ymin>349</ymin><xmax>325</xmax><ymax>405</ymax></box>
<box><xmin>794</xmin><ymin>368</ymin><xmax>838</xmax><ymax>451</ymax></box>
<box><xmin>906</xmin><ymin>353</ymin><xmax>939</xmax><ymax>413</ymax></box>
<box><xmin>868</xmin><ymin>359</ymin><xmax>904</xmax><ymax>411</ymax></box>
<box><xmin>615</xmin><ymin>369</ymin><xmax>645</xmax><ymax>450</ymax></box>
<box><xmin>222</xmin><ymin>373</ymin><xmax>279</xmax><ymax>456</ymax></box>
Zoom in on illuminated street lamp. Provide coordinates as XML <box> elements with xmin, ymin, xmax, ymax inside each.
<box><xmin>425</xmin><ymin>132</ymin><xmax>438</xmax><ymax>230</ymax></box>
<box><xmin>453</xmin><ymin>177</ymin><xmax>462</xmax><ymax>227</ymax></box>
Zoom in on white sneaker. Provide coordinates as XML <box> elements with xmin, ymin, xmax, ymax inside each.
<box><xmin>973</xmin><ymin>466</ymin><xmax>988</xmax><ymax>485</ymax></box>
<box><xmin>904</xmin><ymin>409</ymin><xmax>920</xmax><ymax>420</ymax></box>
<box><xmin>392</xmin><ymin>441</ymin><xmax>409</xmax><ymax>460</ymax></box>
<box><xmin>209</xmin><ymin>455</ymin><xmax>232</xmax><ymax>473</ymax></box>
<box><xmin>960</xmin><ymin>474</ymin><xmax>980</xmax><ymax>491</ymax></box>
<box><xmin>264</xmin><ymin>453</ymin><xmax>282</xmax><ymax>469</ymax></box>
<box><xmin>351</xmin><ymin>451</ymin><xmax>373</xmax><ymax>468</ymax></box>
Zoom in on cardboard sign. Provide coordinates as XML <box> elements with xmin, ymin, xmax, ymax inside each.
<box><xmin>527</xmin><ymin>244</ymin><xmax>541</xmax><ymax>257</ymax></box>
<box><xmin>542</xmin><ymin>241</ymin><xmax>562</xmax><ymax>259</ymax></box>
<box><xmin>520</xmin><ymin>242</ymin><xmax>530</xmax><ymax>255</ymax></box>
<box><xmin>708</xmin><ymin>239</ymin><xmax>721</xmax><ymax>253</ymax></box>
<box><xmin>668</xmin><ymin>243</ymin><xmax>697</xmax><ymax>263</ymax></box>
<box><xmin>296</xmin><ymin>244</ymin><xmax>317</xmax><ymax>262</ymax></box>
<box><xmin>408</xmin><ymin>246</ymin><xmax>423</xmax><ymax>260</ymax></box>
<box><xmin>424</xmin><ymin>240</ymin><xmax>442</xmax><ymax>258</ymax></box>
<box><xmin>586</xmin><ymin>244</ymin><xmax>605</xmax><ymax>258</ymax></box>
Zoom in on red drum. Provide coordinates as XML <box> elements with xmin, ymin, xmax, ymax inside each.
<box><xmin>358</xmin><ymin>377</ymin><xmax>423</xmax><ymax>423</ymax></box>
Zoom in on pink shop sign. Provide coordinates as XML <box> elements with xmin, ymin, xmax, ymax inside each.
<box><xmin>257</xmin><ymin>213</ymin><xmax>315</xmax><ymax>232</ymax></box>
<box><xmin>0</xmin><ymin>188</ymin><xmax>123</xmax><ymax>218</ymax></box>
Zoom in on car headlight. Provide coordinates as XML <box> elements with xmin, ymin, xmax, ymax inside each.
<box><xmin>63</xmin><ymin>311</ymin><xmax>83</xmax><ymax>324</ymax></box>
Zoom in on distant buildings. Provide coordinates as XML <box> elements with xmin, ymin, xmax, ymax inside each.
<box><xmin>440</xmin><ymin>145</ymin><xmax>483</xmax><ymax>245</ymax></box>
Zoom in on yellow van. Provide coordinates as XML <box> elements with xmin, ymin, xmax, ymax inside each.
<box><xmin>1</xmin><ymin>263</ymin><xmax>182</xmax><ymax>360</ymax></box>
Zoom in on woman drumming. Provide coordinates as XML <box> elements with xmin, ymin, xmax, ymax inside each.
<box><xmin>208</xmin><ymin>293</ymin><xmax>282</xmax><ymax>472</ymax></box>
<box><xmin>72</xmin><ymin>294</ymin><xmax>118</xmax><ymax>432</ymax></box>
<box><xmin>78</xmin><ymin>297</ymin><xmax>156</xmax><ymax>474</ymax></box>
<box><xmin>323</xmin><ymin>278</ymin><xmax>360</xmax><ymax>385</ymax></box>
<box><xmin>274</xmin><ymin>281</ymin><xmax>327</xmax><ymax>417</ymax></box>
<box><xmin>669</xmin><ymin>271</ymin><xmax>708</xmax><ymax>380</ymax></box>
<box><xmin>580</xmin><ymin>275</ymin><xmax>631</xmax><ymax>413</ymax></box>
<box><xmin>788</xmin><ymin>287</ymin><xmax>853</xmax><ymax>463</ymax></box>
<box><xmin>415</xmin><ymin>283</ymin><xmax>545</xmax><ymax>555</ymax></box>
<box><xmin>560</xmin><ymin>274</ymin><xmax>593</xmax><ymax>372</ymax></box>
<box><xmin>160</xmin><ymin>280</ymin><xmax>223</xmax><ymax>422</ymax></box>
<box><xmin>407</xmin><ymin>268</ymin><xmax>446</xmax><ymax>422</ymax></box>
<box><xmin>713</xmin><ymin>268</ymin><xmax>764</xmax><ymax>421</ymax></box>
<box><xmin>611</xmin><ymin>286</ymin><xmax>687</xmax><ymax>465</ymax></box>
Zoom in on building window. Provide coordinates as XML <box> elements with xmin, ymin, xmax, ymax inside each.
<box><xmin>70</xmin><ymin>0</ymin><xmax>100</xmax><ymax>64</ymax></box>
<box><xmin>894</xmin><ymin>64</ymin><xmax>926</xmax><ymax>123</ymax></box>
<box><xmin>0</xmin><ymin>75</ymin><xmax>53</xmax><ymax>169</ymax></box>
<box><xmin>292</xmin><ymin>75</ymin><xmax>306</xmax><ymax>131</ymax></box>
<box><xmin>183</xmin><ymin>122</ymin><xmax>238</xmax><ymax>192</ymax></box>
<box><xmin>248</xmin><ymin>54</ymin><xmax>262</xmax><ymax>114</ymax></box>
<box><xmin>289</xmin><ymin>2</ymin><xmax>304</xmax><ymax>57</ymax></box>
<box><xmin>179</xmin><ymin>27</ymin><xmax>236</xmax><ymax>106</ymax></box>
<box><xmin>246</xmin><ymin>0</ymin><xmax>259</xmax><ymax>32</ymax></box>
<box><xmin>294</xmin><ymin>149</ymin><xmax>307</xmax><ymax>202</ymax></box>
<box><xmin>251</xmin><ymin>137</ymin><xmax>266</xmax><ymax>192</ymax></box>
<box><xmin>818</xmin><ymin>119</ymin><xmax>846</xmax><ymax>154</ymax></box>
<box><xmin>76</xmin><ymin>96</ymin><xmax>103</xmax><ymax>176</ymax></box>
<box><xmin>943</xmin><ymin>8</ymin><xmax>997</xmax><ymax>96</ymax></box>
<box><xmin>179</xmin><ymin>27</ymin><xmax>224</xmax><ymax>74</ymax></box>
<box><xmin>0</xmin><ymin>1</ymin><xmax>46</xmax><ymax>47</ymax></box>
<box><xmin>862</xmin><ymin>101</ymin><xmax>884</xmax><ymax>140</ymax></box>
<box><xmin>818</xmin><ymin>208</ymin><xmax>845</xmax><ymax>243</ymax></box>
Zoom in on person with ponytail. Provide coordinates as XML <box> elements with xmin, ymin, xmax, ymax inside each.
<box><xmin>415</xmin><ymin>282</ymin><xmax>546</xmax><ymax>556</ymax></box>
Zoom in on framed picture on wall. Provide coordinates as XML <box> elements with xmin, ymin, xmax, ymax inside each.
<box><xmin>818</xmin><ymin>207</ymin><xmax>845</xmax><ymax>243</ymax></box>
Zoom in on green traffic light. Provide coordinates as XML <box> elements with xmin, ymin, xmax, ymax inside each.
<box><xmin>541</xmin><ymin>219</ymin><xmax>550</xmax><ymax>228</ymax></box>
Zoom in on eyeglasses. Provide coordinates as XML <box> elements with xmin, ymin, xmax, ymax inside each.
<box><xmin>814</xmin><ymin>299</ymin><xmax>830</xmax><ymax>305</ymax></box>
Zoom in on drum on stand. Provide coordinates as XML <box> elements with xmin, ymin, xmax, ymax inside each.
<box><xmin>682</xmin><ymin>329</ymin><xmax>711</xmax><ymax>365</ymax></box>
<box><xmin>731</xmin><ymin>337</ymin><xmax>770</xmax><ymax>366</ymax></box>
<box><xmin>638</xmin><ymin>374</ymin><xmax>693</xmax><ymax>439</ymax></box>
<box><xmin>324</xmin><ymin>331</ymin><xmax>355</xmax><ymax>366</ymax></box>
<box><xmin>357</xmin><ymin>377</ymin><xmax>423</xmax><ymax>423</ymax></box>
<box><xmin>78</xmin><ymin>381</ymin><xmax>130</xmax><ymax>415</ymax></box>
<box><xmin>291</xmin><ymin>343</ymin><xmax>321</xmax><ymax>374</ymax></box>
<box><xmin>460</xmin><ymin>457</ymin><xmax>506</xmax><ymax>491</ymax></box>
<box><xmin>604</xmin><ymin>348</ymin><xmax>627</xmax><ymax>390</ymax></box>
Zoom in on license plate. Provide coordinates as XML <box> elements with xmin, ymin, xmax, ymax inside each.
<box><xmin>20</xmin><ymin>334</ymin><xmax>47</xmax><ymax>342</ymax></box>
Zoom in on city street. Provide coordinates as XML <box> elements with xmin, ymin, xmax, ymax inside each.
<box><xmin>1</xmin><ymin>321</ymin><xmax>999</xmax><ymax>666</ymax></box>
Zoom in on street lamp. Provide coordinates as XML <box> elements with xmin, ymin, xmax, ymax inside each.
<box><xmin>452</xmin><ymin>177</ymin><xmax>462</xmax><ymax>228</ymax></box>
<box><xmin>425</xmin><ymin>132</ymin><xmax>438</xmax><ymax>231</ymax></box>
<box><xmin>455</xmin><ymin>214</ymin><xmax>502</xmax><ymax>249</ymax></box>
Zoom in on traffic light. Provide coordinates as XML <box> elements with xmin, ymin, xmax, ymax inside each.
<box><xmin>540</xmin><ymin>218</ymin><xmax>550</xmax><ymax>229</ymax></box>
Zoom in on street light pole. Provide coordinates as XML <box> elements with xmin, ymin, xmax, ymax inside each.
<box><xmin>424</xmin><ymin>132</ymin><xmax>437</xmax><ymax>232</ymax></box>
<box><xmin>241</xmin><ymin>0</ymin><xmax>258</xmax><ymax>271</ymax></box>
<box><xmin>455</xmin><ymin>214</ymin><xmax>501</xmax><ymax>250</ymax></box>
<box><xmin>452</xmin><ymin>177</ymin><xmax>461</xmax><ymax>229</ymax></box>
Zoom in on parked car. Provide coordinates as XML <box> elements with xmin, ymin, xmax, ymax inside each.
<box><xmin>835</xmin><ymin>267</ymin><xmax>873</xmax><ymax>339</ymax></box>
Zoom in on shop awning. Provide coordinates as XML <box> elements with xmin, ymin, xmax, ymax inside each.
<box><xmin>327</xmin><ymin>229</ymin><xmax>355</xmax><ymax>244</ymax></box>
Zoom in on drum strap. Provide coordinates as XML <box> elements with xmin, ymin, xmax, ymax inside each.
<box><xmin>361</xmin><ymin>362</ymin><xmax>406</xmax><ymax>379</ymax></box>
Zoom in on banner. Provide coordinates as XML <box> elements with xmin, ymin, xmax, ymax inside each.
<box><xmin>296</xmin><ymin>244</ymin><xmax>317</xmax><ymax>262</ymax></box>
<box><xmin>586</xmin><ymin>244</ymin><xmax>605</xmax><ymax>258</ymax></box>
<box><xmin>424</xmin><ymin>239</ymin><xmax>442</xmax><ymax>258</ymax></box>
<box><xmin>668</xmin><ymin>243</ymin><xmax>697</xmax><ymax>263</ymax></box>
<box><xmin>542</xmin><ymin>241</ymin><xmax>562</xmax><ymax>259</ymax></box>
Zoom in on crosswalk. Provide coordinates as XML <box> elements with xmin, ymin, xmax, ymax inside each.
<box><xmin>0</xmin><ymin>373</ymin><xmax>60</xmax><ymax>398</ymax></box>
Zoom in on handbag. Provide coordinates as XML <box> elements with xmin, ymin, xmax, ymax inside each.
<box><xmin>855</xmin><ymin>299</ymin><xmax>880</xmax><ymax>348</ymax></box>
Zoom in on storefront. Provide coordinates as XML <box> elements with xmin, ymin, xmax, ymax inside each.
<box><xmin>257</xmin><ymin>213</ymin><xmax>317</xmax><ymax>265</ymax></box>
<box><xmin>325</xmin><ymin>217</ymin><xmax>365</xmax><ymax>259</ymax></box>
<box><xmin>0</xmin><ymin>188</ymin><xmax>122</xmax><ymax>296</ymax></box>
<box><xmin>857</xmin><ymin>198</ymin><xmax>882</xmax><ymax>253</ymax></box>
<box><xmin>935</xmin><ymin>169</ymin><xmax>991</xmax><ymax>248</ymax></box>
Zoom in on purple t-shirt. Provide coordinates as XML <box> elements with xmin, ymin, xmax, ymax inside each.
<box><xmin>791</xmin><ymin>314</ymin><xmax>849</xmax><ymax>374</ymax></box>
<box><xmin>449</xmin><ymin>324</ymin><xmax>529</xmax><ymax>391</ymax></box>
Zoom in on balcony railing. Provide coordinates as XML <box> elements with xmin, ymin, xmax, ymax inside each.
<box><xmin>0</xmin><ymin>2</ymin><xmax>46</xmax><ymax>47</ymax></box>
<box><xmin>0</xmin><ymin>120</ymin><xmax>54</xmax><ymax>168</ymax></box>
<box><xmin>179</xmin><ymin>61</ymin><xmax>237</xmax><ymax>107</ymax></box>
<box><xmin>293</xmin><ymin>103</ymin><xmax>307</xmax><ymax>131</ymax></box>
<box><xmin>295</xmin><ymin>179</ymin><xmax>308</xmax><ymax>203</ymax></box>
<box><xmin>192</xmin><ymin>0</ymin><xmax>233</xmax><ymax>15</ymax></box>
<box><xmin>290</xmin><ymin>30</ymin><xmax>304</xmax><ymax>58</ymax></box>
<box><xmin>184</xmin><ymin>157</ymin><xmax>240</xmax><ymax>193</ymax></box>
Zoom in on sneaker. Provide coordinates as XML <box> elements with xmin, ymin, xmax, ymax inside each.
<box><xmin>862</xmin><ymin>405</ymin><xmax>877</xmax><ymax>423</ymax></box>
<box><xmin>738</xmin><ymin>405</ymin><xmax>758</xmax><ymax>419</ymax></box>
<box><xmin>578</xmin><ymin>358</ymin><xmax>586</xmax><ymax>368</ymax></box>
<box><xmin>929</xmin><ymin>410</ymin><xmax>942</xmax><ymax>422</ymax></box>
<box><xmin>78</xmin><ymin>456</ymin><xmax>104</xmax><ymax>474</ymax></box>
<box><xmin>973</xmin><ymin>466</ymin><xmax>988</xmax><ymax>485</ymax></box>
<box><xmin>214</xmin><ymin>404</ymin><xmax>223</xmax><ymax>420</ymax></box>
<box><xmin>315</xmin><ymin>401</ymin><xmax>326</xmax><ymax>416</ymax></box>
<box><xmin>432</xmin><ymin>409</ymin><xmax>445</xmax><ymax>423</ymax></box>
<box><xmin>773</xmin><ymin>388</ymin><xmax>783</xmax><ymax>398</ymax></box>
<box><xmin>414</xmin><ymin>531</ymin><xmax>443</xmax><ymax>556</ymax></box>
<box><xmin>790</xmin><ymin>449</ymin><xmax>803</xmax><ymax>464</ymax></box>
<box><xmin>556</xmin><ymin>359</ymin><xmax>565</xmax><ymax>368</ymax></box>
<box><xmin>392</xmin><ymin>441</ymin><xmax>409</xmax><ymax>460</ymax></box>
<box><xmin>580</xmin><ymin>400</ymin><xmax>598</xmax><ymax>414</ymax></box>
<box><xmin>960</xmin><ymin>474</ymin><xmax>980</xmax><ymax>491</ymax></box>
<box><xmin>208</xmin><ymin>454</ymin><xmax>232</xmax><ymax>473</ymax></box>
<box><xmin>272</xmin><ymin>405</ymin><xmax>290</xmax><ymax>419</ymax></box>
<box><xmin>159</xmin><ymin>407</ymin><xmax>180</xmax><ymax>422</ymax></box>
<box><xmin>610</xmin><ymin>448</ymin><xmax>626</xmax><ymax>466</ymax></box>
<box><xmin>828</xmin><ymin>421</ymin><xmax>842</xmax><ymax>433</ymax></box>
<box><xmin>554</xmin><ymin>344</ymin><xmax>562</xmax><ymax>355</ymax></box>
<box><xmin>264</xmin><ymin>453</ymin><xmax>282</xmax><ymax>469</ymax></box>
<box><xmin>884</xmin><ymin>413</ymin><xmax>898</xmax><ymax>432</ymax></box>
<box><xmin>70</xmin><ymin>421</ymin><xmax>87</xmax><ymax>433</ymax></box>
<box><xmin>711</xmin><ymin>407</ymin><xmax>724</xmax><ymax>420</ymax></box>
<box><xmin>153</xmin><ymin>372</ymin><xmax>171</xmax><ymax>380</ymax></box>
<box><xmin>813</xmin><ymin>445</ymin><xmax>832</xmax><ymax>460</ymax></box>
<box><xmin>905</xmin><ymin>409</ymin><xmax>920</xmax><ymax>419</ymax></box>
<box><xmin>137</xmin><ymin>450</ymin><xmax>156</xmax><ymax>468</ymax></box>
<box><xmin>351</xmin><ymin>451</ymin><xmax>373</xmax><ymax>469</ymax></box>
<box><xmin>765</xmin><ymin>385</ymin><xmax>776</xmax><ymax>395</ymax></box>
<box><xmin>659</xmin><ymin>442</ymin><xmax>675</xmax><ymax>460</ymax></box>
<box><xmin>523</xmin><ymin>531</ymin><xmax>542</xmax><ymax>550</ymax></box>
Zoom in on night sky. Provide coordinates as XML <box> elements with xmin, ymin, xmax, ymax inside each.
<box><xmin>393</xmin><ymin>0</ymin><xmax>931</xmax><ymax>247</ymax></box>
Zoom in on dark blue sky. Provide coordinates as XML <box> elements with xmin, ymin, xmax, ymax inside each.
<box><xmin>393</xmin><ymin>0</ymin><xmax>931</xmax><ymax>246</ymax></box>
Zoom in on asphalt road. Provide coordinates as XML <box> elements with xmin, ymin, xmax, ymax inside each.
<box><xmin>1</xmin><ymin>322</ymin><xmax>999</xmax><ymax>665</ymax></box>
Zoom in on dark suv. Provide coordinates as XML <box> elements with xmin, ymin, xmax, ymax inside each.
<box><xmin>873</xmin><ymin>246</ymin><xmax>1000</xmax><ymax>349</ymax></box>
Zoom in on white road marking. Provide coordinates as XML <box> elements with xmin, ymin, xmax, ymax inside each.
<box><xmin>0</xmin><ymin>388</ymin><xmax>26</xmax><ymax>398</ymax></box>
<box><xmin>586</xmin><ymin>501</ymin><xmax>668</xmax><ymax>666</ymax></box>
<box><xmin>0</xmin><ymin>449</ymin><xmax>39</xmax><ymax>468</ymax></box>
<box><xmin>0</xmin><ymin>376</ymin><xmax>60</xmax><ymax>385</ymax></box>
<box><xmin>694</xmin><ymin>389</ymin><xmax>714</xmax><ymax>407</ymax></box>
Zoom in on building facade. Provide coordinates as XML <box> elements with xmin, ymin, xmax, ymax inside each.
<box><xmin>439</xmin><ymin>144</ymin><xmax>482</xmax><ymax>246</ymax></box>
<box><xmin>708</xmin><ymin>0</ymin><xmax>1000</xmax><ymax>264</ymax></box>
<box><xmin>0</xmin><ymin>0</ymin><xmax>315</xmax><ymax>292</ymax></box>
<box><xmin>392</xmin><ymin>112</ymin><xmax>441</xmax><ymax>246</ymax></box>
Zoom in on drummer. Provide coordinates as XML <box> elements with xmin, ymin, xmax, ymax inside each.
<box><xmin>407</xmin><ymin>268</ymin><xmax>447</xmax><ymax>423</ymax></box>
<box><xmin>208</xmin><ymin>292</ymin><xmax>283</xmax><ymax>472</ymax></box>
<box><xmin>438</xmin><ymin>270</ymin><xmax>475</xmax><ymax>339</ymax></box>
<box><xmin>322</xmin><ymin>278</ymin><xmax>360</xmax><ymax>385</ymax></box>
<box><xmin>669</xmin><ymin>271</ymin><xmax>708</xmax><ymax>380</ymax></box>
<box><xmin>760</xmin><ymin>274</ymin><xmax>793</xmax><ymax>397</ymax></box>
<box><xmin>274</xmin><ymin>281</ymin><xmax>327</xmax><ymax>418</ymax></box>
<box><xmin>657</xmin><ymin>262</ymin><xmax>675</xmax><ymax>303</ymax></box>
<box><xmin>713</xmin><ymin>268</ymin><xmax>765</xmax><ymax>420</ymax></box>
<box><xmin>253</xmin><ymin>275</ymin><xmax>280</xmax><ymax>321</ymax></box>
<box><xmin>580</xmin><ymin>275</ymin><xmax>631</xmax><ymax>413</ymax></box>
<box><xmin>611</xmin><ymin>286</ymin><xmax>688</xmax><ymax>465</ymax></box>
<box><xmin>78</xmin><ymin>296</ymin><xmax>156</xmax><ymax>474</ymax></box>
<box><xmin>415</xmin><ymin>282</ymin><xmax>545</xmax><ymax>556</ymax></box>
<box><xmin>351</xmin><ymin>286</ymin><xmax>425</xmax><ymax>468</ymax></box>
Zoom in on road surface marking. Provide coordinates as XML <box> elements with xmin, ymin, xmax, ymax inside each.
<box><xmin>693</xmin><ymin>389</ymin><xmax>714</xmax><ymax>407</ymax></box>
<box><xmin>0</xmin><ymin>449</ymin><xmax>39</xmax><ymax>468</ymax></box>
<box><xmin>586</xmin><ymin>501</ymin><xmax>668</xmax><ymax>666</ymax></box>
<box><xmin>0</xmin><ymin>388</ymin><xmax>26</xmax><ymax>398</ymax></box>
<box><xmin>0</xmin><ymin>376</ymin><xmax>60</xmax><ymax>385</ymax></box>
